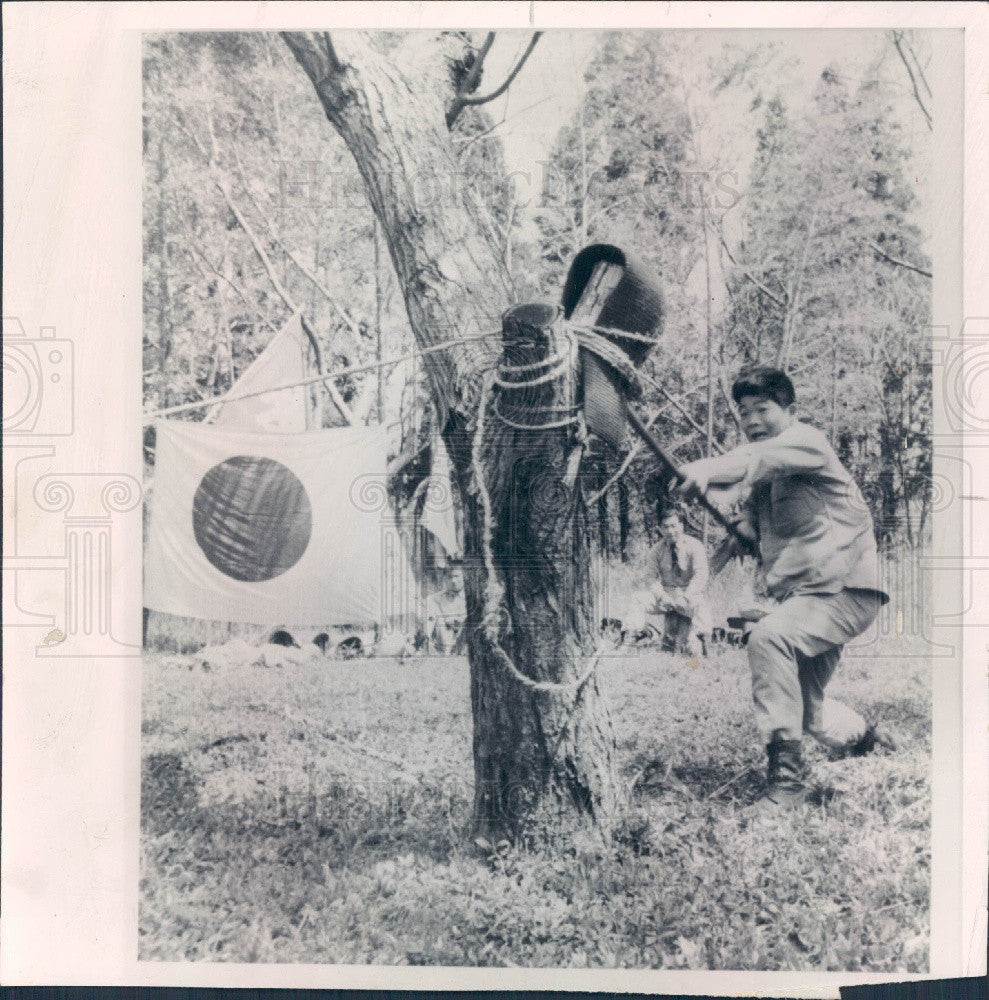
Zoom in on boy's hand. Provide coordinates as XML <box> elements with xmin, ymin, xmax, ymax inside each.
<box><xmin>730</xmin><ymin>511</ymin><xmax>758</xmax><ymax>542</ymax></box>
<box><xmin>649</xmin><ymin>584</ymin><xmax>673</xmax><ymax>612</ymax></box>
<box><xmin>667</xmin><ymin>591</ymin><xmax>691</xmax><ymax>615</ymax></box>
<box><xmin>673</xmin><ymin>460</ymin><xmax>711</xmax><ymax>500</ymax></box>
<box><xmin>716</xmin><ymin>483</ymin><xmax>758</xmax><ymax>543</ymax></box>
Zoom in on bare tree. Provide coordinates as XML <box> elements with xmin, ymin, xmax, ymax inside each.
<box><xmin>890</xmin><ymin>30</ymin><xmax>932</xmax><ymax>131</ymax></box>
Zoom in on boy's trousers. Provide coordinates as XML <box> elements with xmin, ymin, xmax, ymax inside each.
<box><xmin>746</xmin><ymin>588</ymin><xmax>882</xmax><ymax>749</ymax></box>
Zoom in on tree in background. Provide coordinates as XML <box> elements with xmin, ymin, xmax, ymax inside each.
<box><xmin>143</xmin><ymin>33</ymin><xmax>375</xmax><ymax>427</ymax></box>
<box><xmin>534</xmin><ymin>33</ymin><xmax>790</xmax><ymax>552</ymax></box>
<box><xmin>720</xmin><ymin>49</ymin><xmax>931</xmax><ymax>545</ymax></box>
<box><xmin>143</xmin><ymin>33</ymin><xmax>529</xmax><ymax>473</ymax></box>
<box><xmin>535</xmin><ymin>31</ymin><xmax>931</xmax><ymax>555</ymax></box>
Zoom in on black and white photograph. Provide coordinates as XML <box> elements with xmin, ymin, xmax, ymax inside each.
<box><xmin>3</xmin><ymin>2</ymin><xmax>986</xmax><ymax>992</ymax></box>
<box><xmin>139</xmin><ymin>24</ymin><xmax>940</xmax><ymax>971</ymax></box>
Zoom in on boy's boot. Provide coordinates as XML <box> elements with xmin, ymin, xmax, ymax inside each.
<box><xmin>758</xmin><ymin>738</ymin><xmax>808</xmax><ymax>809</ymax></box>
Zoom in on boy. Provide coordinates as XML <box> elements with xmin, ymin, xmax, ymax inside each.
<box><xmin>676</xmin><ymin>366</ymin><xmax>895</xmax><ymax>810</ymax></box>
<box><xmin>627</xmin><ymin>506</ymin><xmax>711</xmax><ymax>656</ymax></box>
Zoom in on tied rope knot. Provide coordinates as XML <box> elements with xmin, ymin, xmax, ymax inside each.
<box><xmin>486</xmin><ymin>322</ymin><xmax>657</xmax><ymax>432</ymax></box>
<box><xmin>568</xmin><ymin>321</ymin><xmax>661</xmax><ymax>403</ymax></box>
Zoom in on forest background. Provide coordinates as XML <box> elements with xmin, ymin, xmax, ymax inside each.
<box><xmin>143</xmin><ymin>28</ymin><xmax>933</xmax><ymax>589</ymax></box>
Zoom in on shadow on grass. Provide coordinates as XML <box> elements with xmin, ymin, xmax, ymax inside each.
<box><xmin>142</xmin><ymin>749</ymin><xmax>473</xmax><ymax>874</ymax></box>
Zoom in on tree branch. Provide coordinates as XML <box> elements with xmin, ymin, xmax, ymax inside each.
<box><xmin>446</xmin><ymin>32</ymin><xmax>542</xmax><ymax>128</ymax></box>
<box><xmin>182</xmin><ymin>241</ymin><xmax>279</xmax><ymax>336</ymax></box>
<box><xmin>867</xmin><ymin>240</ymin><xmax>932</xmax><ymax>279</ymax></box>
<box><xmin>444</xmin><ymin>32</ymin><xmax>497</xmax><ymax>128</ymax></box>
<box><xmin>453</xmin><ymin>95</ymin><xmax>552</xmax><ymax>153</ymax></box>
<box><xmin>902</xmin><ymin>32</ymin><xmax>932</xmax><ymax>98</ymax></box>
<box><xmin>587</xmin><ymin>426</ymin><xmax>699</xmax><ymax>505</ymax></box>
<box><xmin>298</xmin><ymin>314</ymin><xmax>325</xmax><ymax>378</ymax></box>
<box><xmin>585</xmin><ymin>405</ymin><xmax>669</xmax><ymax>505</ymax></box>
<box><xmin>228</xmin><ymin>152</ymin><xmax>368</xmax><ymax>352</ymax></box>
<box><xmin>891</xmin><ymin>30</ymin><xmax>932</xmax><ymax>130</ymax></box>
<box><xmin>637</xmin><ymin>369</ymin><xmax>727</xmax><ymax>455</ymax></box>
<box><xmin>322</xmin><ymin>32</ymin><xmax>344</xmax><ymax>74</ymax></box>
<box><xmin>281</xmin><ymin>31</ymin><xmax>344</xmax><ymax>97</ymax></box>
<box><xmin>777</xmin><ymin>205</ymin><xmax>819</xmax><ymax>369</ymax></box>
<box><xmin>452</xmin><ymin>32</ymin><xmax>495</xmax><ymax>105</ymax></box>
<box><xmin>277</xmin><ymin>244</ymin><xmax>367</xmax><ymax>349</ymax></box>
<box><xmin>706</xmin><ymin>219</ymin><xmax>786</xmax><ymax>308</ymax></box>
<box><xmin>387</xmin><ymin>439</ymin><xmax>430</xmax><ymax>477</ymax></box>
<box><xmin>214</xmin><ymin>172</ymin><xmax>295</xmax><ymax>311</ymax></box>
<box><xmin>213</xmin><ymin>171</ymin><xmax>354</xmax><ymax>426</ymax></box>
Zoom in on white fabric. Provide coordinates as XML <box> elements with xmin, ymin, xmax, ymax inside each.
<box><xmin>213</xmin><ymin>313</ymin><xmax>310</xmax><ymax>432</ymax></box>
<box><xmin>419</xmin><ymin>436</ymin><xmax>461</xmax><ymax>557</ymax></box>
<box><xmin>145</xmin><ymin>420</ymin><xmax>397</xmax><ymax>625</ymax></box>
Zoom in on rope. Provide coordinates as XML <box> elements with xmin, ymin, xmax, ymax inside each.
<box><xmin>493</xmin><ymin>399</ymin><xmax>580</xmax><ymax>431</ymax></box>
<box><xmin>568</xmin><ymin>321</ymin><xmax>663</xmax><ymax>345</ymax></box>
<box><xmin>495</xmin><ymin>364</ymin><xmax>568</xmax><ymax>390</ymax></box>
<box><xmin>470</xmin><ymin>372</ymin><xmax>603</xmax><ymax>695</ymax></box>
<box><xmin>494</xmin><ymin>347</ymin><xmax>569</xmax><ymax>384</ymax></box>
<box><xmin>569</xmin><ymin>325</ymin><xmax>645</xmax><ymax>400</ymax></box>
<box><xmin>488</xmin><ymin>329</ymin><xmax>581</xmax><ymax>431</ymax></box>
<box><xmin>570</xmin><ymin>321</ymin><xmax>727</xmax><ymax>457</ymax></box>
<box><xmin>143</xmin><ymin>331</ymin><xmax>497</xmax><ymax>424</ymax></box>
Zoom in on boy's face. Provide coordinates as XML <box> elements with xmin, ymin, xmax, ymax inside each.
<box><xmin>737</xmin><ymin>394</ymin><xmax>796</xmax><ymax>442</ymax></box>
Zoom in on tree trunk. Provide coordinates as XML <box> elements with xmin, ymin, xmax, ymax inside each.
<box><xmin>373</xmin><ymin>217</ymin><xmax>386</xmax><ymax>423</ymax></box>
<box><xmin>467</xmin><ymin>303</ymin><xmax>616</xmax><ymax>840</ymax></box>
<box><xmin>595</xmin><ymin>455</ymin><xmax>611</xmax><ymax>557</ymax></box>
<box><xmin>283</xmin><ymin>31</ymin><xmax>617</xmax><ymax>842</ymax></box>
<box><xmin>156</xmin><ymin>135</ymin><xmax>173</xmax><ymax>367</ymax></box>
<box><xmin>701</xmin><ymin>198</ymin><xmax>713</xmax><ymax>546</ymax></box>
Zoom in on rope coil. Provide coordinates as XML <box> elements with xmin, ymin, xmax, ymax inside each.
<box><xmin>568</xmin><ymin>321</ymin><xmax>663</xmax><ymax>345</ymax></box>
<box><xmin>471</xmin><ymin>371</ymin><xmax>603</xmax><ymax>695</ymax></box>
<box><xmin>488</xmin><ymin>328</ymin><xmax>580</xmax><ymax>431</ymax></box>
<box><xmin>492</xmin><ymin>401</ymin><xmax>581</xmax><ymax>431</ymax></box>
<box><xmin>570</xmin><ymin>325</ymin><xmax>646</xmax><ymax>401</ymax></box>
<box><xmin>465</xmin><ymin>317</ymin><xmax>660</xmax><ymax>695</ymax></box>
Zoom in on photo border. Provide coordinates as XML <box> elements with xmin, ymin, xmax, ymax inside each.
<box><xmin>2</xmin><ymin>1</ymin><xmax>986</xmax><ymax>993</ymax></box>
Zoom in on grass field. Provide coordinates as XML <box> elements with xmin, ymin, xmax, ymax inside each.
<box><xmin>140</xmin><ymin>634</ymin><xmax>930</xmax><ymax>970</ymax></box>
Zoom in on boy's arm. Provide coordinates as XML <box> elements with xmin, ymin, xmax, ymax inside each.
<box><xmin>677</xmin><ymin>424</ymin><xmax>828</xmax><ymax>498</ymax></box>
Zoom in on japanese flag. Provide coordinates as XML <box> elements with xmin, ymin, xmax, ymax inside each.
<box><xmin>145</xmin><ymin>420</ymin><xmax>398</xmax><ymax>625</ymax></box>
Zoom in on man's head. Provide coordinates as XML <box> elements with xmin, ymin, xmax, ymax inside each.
<box><xmin>658</xmin><ymin>506</ymin><xmax>683</xmax><ymax>541</ymax></box>
<box><xmin>444</xmin><ymin>568</ymin><xmax>464</xmax><ymax>599</ymax></box>
<box><xmin>731</xmin><ymin>366</ymin><xmax>797</xmax><ymax>442</ymax></box>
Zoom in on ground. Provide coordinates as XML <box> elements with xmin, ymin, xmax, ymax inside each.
<box><xmin>140</xmin><ymin>634</ymin><xmax>930</xmax><ymax>970</ymax></box>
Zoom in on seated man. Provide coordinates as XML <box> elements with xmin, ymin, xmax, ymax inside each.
<box><xmin>675</xmin><ymin>365</ymin><xmax>896</xmax><ymax>811</ymax></box>
<box><xmin>626</xmin><ymin>506</ymin><xmax>711</xmax><ymax>656</ymax></box>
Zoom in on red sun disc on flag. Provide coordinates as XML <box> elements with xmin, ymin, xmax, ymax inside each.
<box><xmin>192</xmin><ymin>455</ymin><xmax>312</xmax><ymax>582</ymax></box>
